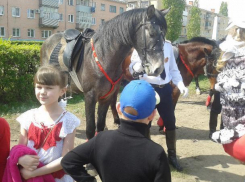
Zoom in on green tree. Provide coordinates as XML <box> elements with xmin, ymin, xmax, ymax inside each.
<box><xmin>219</xmin><ymin>2</ymin><xmax>228</xmax><ymax>17</ymax></box>
<box><xmin>162</xmin><ymin>0</ymin><xmax>186</xmax><ymax>42</ymax></box>
<box><xmin>186</xmin><ymin>0</ymin><xmax>201</xmax><ymax>39</ymax></box>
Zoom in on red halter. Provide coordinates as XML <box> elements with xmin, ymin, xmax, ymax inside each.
<box><xmin>179</xmin><ymin>54</ymin><xmax>194</xmax><ymax>78</ymax></box>
<box><xmin>91</xmin><ymin>38</ymin><xmax>123</xmax><ymax>99</ymax></box>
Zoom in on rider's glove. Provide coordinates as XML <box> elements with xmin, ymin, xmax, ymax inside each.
<box><xmin>177</xmin><ymin>82</ymin><xmax>188</xmax><ymax>97</ymax></box>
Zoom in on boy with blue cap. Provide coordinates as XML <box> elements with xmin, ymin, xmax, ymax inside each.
<box><xmin>61</xmin><ymin>80</ymin><xmax>171</xmax><ymax>182</ymax></box>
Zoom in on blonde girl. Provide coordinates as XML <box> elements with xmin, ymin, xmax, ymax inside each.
<box><xmin>17</xmin><ymin>64</ymin><xmax>80</xmax><ymax>181</ymax></box>
<box><xmin>212</xmin><ymin>19</ymin><xmax>245</xmax><ymax>163</ymax></box>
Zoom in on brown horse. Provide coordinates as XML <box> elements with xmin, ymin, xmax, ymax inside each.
<box><xmin>40</xmin><ymin>6</ymin><xmax>169</xmax><ymax>139</ymax></box>
<box><xmin>120</xmin><ymin>37</ymin><xmax>220</xmax><ymax>128</ymax></box>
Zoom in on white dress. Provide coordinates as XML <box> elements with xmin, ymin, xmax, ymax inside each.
<box><xmin>17</xmin><ymin>108</ymin><xmax>80</xmax><ymax>182</ymax></box>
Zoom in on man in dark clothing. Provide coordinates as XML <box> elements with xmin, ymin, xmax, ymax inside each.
<box><xmin>61</xmin><ymin>80</ymin><xmax>171</xmax><ymax>182</ymax></box>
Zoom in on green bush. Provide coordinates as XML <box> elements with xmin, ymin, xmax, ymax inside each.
<box><xmin>11</xmin><ymin>41</ymin><xmax>44</xmax><ymax>46</ymax></box>
<box><xmin>0</xmin><ymin>39</ymin><xmax>41</xmax><ymax>104</ymax></box>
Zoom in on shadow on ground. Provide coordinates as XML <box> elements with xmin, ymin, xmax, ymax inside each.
<box><xmin>180</xmin><ymin>155</ymin><xmax>244</xmax><ymax>182</ymax></box>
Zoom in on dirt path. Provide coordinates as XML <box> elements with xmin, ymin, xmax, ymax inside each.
<box><xmin>9</xmin><ymin>93</ymin><xmax>245</xmax><ymax>182</ymax></box>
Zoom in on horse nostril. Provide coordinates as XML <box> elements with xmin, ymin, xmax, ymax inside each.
<box><xmin>154</xmin><ymin>68</ymin><xmax>160</xmax><ymax>75</ymax></box>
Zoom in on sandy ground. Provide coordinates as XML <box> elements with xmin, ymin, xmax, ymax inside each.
<box><xmin>9</xmin><ymin>93</ymin><xmax>245</xmax><ymax>182</ymax></box>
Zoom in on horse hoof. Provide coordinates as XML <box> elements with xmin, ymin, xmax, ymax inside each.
<box><xmin>196</xmin><ymin>89</ymin><xmax>201</xmax><ymax>95</ymax></box>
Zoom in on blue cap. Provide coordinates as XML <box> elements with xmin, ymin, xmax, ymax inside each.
<box><xmin>120</xmin><ymin>80</ymin><xmax>156</xmax><ymax>120</ymax></box>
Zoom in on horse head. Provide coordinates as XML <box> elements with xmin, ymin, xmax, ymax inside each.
<box><xmin>132</xmin><ymin>6</ymin><xmax>170</xmax><ymax>76</ymax></box>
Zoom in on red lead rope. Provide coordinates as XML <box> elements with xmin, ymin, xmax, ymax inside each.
<box><xmin>179</xmin><ymin>54</ymin><xmax>194</xmax><ymax>78</ymax></box>
<box><xmin>91</xmin><ymin>38</ymin><xmax>123</xmax><ymax>99</ymax></box>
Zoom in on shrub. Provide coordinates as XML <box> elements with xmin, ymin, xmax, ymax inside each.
<box><xmin>0</xmin><ymin>39</ymin><xmax>41</xmax><ymax>104</ymax></box>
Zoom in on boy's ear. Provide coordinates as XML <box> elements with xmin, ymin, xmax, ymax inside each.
<box><xmin>116</xmin><ymin>102</ymin><xmax>122</xmax><ymax>115</ymax></box>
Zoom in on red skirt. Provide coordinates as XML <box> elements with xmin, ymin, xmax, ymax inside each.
<box><xmin>223</xmin><ymin>135</ymin><xmax>245</xmax><ymax>162</ymax></box>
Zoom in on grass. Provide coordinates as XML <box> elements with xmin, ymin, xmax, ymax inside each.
<box><xmin>0</xmin><ymin>75</ymin><xmax>211</xmax><ymax>118</ymax></box>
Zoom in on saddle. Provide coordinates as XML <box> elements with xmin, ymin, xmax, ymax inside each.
<box><xmin>63</xmin><ymin>28</ymin><xmax>95</xmax><ymax>72</ymax></box>
<box><xmin>49</xmin><ymin>28</ymin><xmax>95</xmax><ymax>92</ymax></box>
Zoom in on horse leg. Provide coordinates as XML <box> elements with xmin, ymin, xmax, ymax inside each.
<box><xmin>84</xmin><ymin>92</ymin><xmax>97</xmax><ymax>140</ymax></box>
<box><xmin>97</xmin><ymin>100</ymin><xmax>111</xmax><ymax>133</ymax></box>
<box><xmin>110</xmin><ymin>88</ymin><xmax>120</xmax><ymax>125</ymax></box>
<box><xmin>195</xmin><ymin>76</ymin><xmax>201</xmax><ymax>95</ymax></box>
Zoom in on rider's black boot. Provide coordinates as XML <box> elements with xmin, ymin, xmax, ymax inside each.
<box><xmin>209</xmin><ymin>111</ymin><xmax>218</xmax><ymax>139</ymax></box>
<box><xmin>166</xmin><ymin>130</ymin><xmax>183</xmax><ymax>171</ymax></box>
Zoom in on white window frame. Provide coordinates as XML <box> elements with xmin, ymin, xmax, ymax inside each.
<box><xmin>101</xmin><ymin>19</ymin><xmax>105</xmax><ymax>25</ymax></box>
<box><xmin>119</xmin><ymin>7</ymin><xmax>124</xmax><ymax>14</ymax></box>
<box><xmin>12</xmin><ymin>7</ymin><xmax>20</xmax><ymax>17</ymax></box>
<box><xmin>101</xmin><ymin>4</ymin><xmax>105</xmax><ymax>11</ymax></box>
<box><xmin>28</xmin><ymin>29</ymin><xmax>35</xmax><ymax>38</ymax></box>
<box><xmin>13</xmin><ymin>28</ymin><xmax>20</xmax><ymax>37</ymax></box>
<box><xmin>42</xmin><ymin>30</ymin><xmax>52</xmax><ymax>38</ymax></box>
<box><xmin>92</xmin><ymin>2</ymin><xmax>96</xmax><ymax>7</ymax></box>
<box><xmin>92</xmin><ymin>17</ymin><xmax>96</xmax><ymax>25</ymax></box>
<box><xmin>68</xmin><ymin>14</ymin><xmax>74</xmax><ymax>23</ymax></box>
<box><xmin>0</xmin><ymin>6</ymin><xmax>4</xmax><ymax>16</ymax></box>
<box><xmin>59</xmin><ymin>0</ymin><xmax>63</xmax><ymax>4</ymax></box>
<box><xmin>0</xmin><ymin>27</ymin><xmax>5</xmax><ymax>37</ymax></box>
<box><xmin>27</xmin><ymin>9</ymin><xmax>35</xmax><ymax>19</ymax></box>
<box><xmin>109</xmin><ymin>5</ymin><xmax>116</xmax><ymax>13</ymax></box>
<box><xmin>68</xmin><ymin>0</ymin><xmax>74</xmax><ymax>6</ymax></box>
<box><xmin>59</xmin><ymin>13</ymin><xmax>63</xmax><ymax>21</ymax></box>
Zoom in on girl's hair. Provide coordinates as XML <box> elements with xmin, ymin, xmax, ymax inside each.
<box><xmin>216</xmin><ymin>26</ymin><xmax>245</xmax><ymax>72</ymax></box>
<box><xmin>34</xmin><ymin>64</ymin><xmax>67</xmax><ymax>88</ymax></box>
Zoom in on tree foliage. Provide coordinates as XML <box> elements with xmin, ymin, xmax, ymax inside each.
<box><xmin>186</xmin><ymin>0</ymin><xmax>201</xmax><ymax>39</ymax></box>
<box><xmin>219</xmin><ymin>1</ymin><xmax>228</xmax><ymax>17</ymax></box>
<box><xmin>162</xmin><ymin>0</ymin><xmax>186</xmax><ymax>42</ymax></box>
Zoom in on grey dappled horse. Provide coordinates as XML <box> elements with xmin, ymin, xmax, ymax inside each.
<box><xmin>40</xmin><ymin>6</ymin><xmax>169</xmax><ymax>139</ymax></box>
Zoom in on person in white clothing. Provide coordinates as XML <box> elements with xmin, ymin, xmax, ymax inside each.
<box><xmin>16</xmin><ymin>64</ymin><xmax>80</xmax><ymax>182</ymax></box>
<box><xmin>129</xmin><ymin>40</ymin><xmax>188</xmax><ymax>171</ymax></box>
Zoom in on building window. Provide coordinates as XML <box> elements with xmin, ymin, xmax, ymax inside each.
<box><xmin>13</xmin><ymin>28</ymin><xmax>20</xmax><ymax>37</ymax></box>
<box><xmin>59</xmin><ymin>14</ymin><xmax>63</xmax><ymax>21</ymax></box>
<box><xmin>120</xmin><ymin>7</ymin><xmax>124</xmax><ymax>14</ymax></box>
<box><xmin>68</xmin><ymin>0</ymin><xmax>73</xmax><ymax>6</ymax></box>
<box><xmin>92</xmin><ymin>17</ymin><xmax>96</xmax><ymax>25</ymax></box>
<box><xmin>28</xmin><ymin>29</ymin><xmax>35</xmax><ymax>37</ymax></box>
<box><xmin>0</xmin><ymin>6</ymin><xmax>4</xmax><ymax>15</ymax></box>
<box><xmin>68</xmin><ymin>14</ymin><xmax>74</xmax><ymax>23</ymax></box>
<box><xmin>0</xmin><ymin>27</ymin><xmax>5</xmax><ymax>37</ymax></box>
<box><xmin>92</xmin><ymin>2</ymin><xmax>96</xmax><ymax>7</ymax></box>
<box><xmin>101</xmin><ymin>19</ymin><xmax>105</xmax><ymax>25</ymax></box>
<box><xmin>42</xmin><ymin>30</ymin><xmax>52</xmax><ymax>38</ymax></box>
<box><xmin>59</xmin><ymin>0</ymin><xmax>63</xmax><ymax>4</ymax></box>
<box><xmin>101</xmin><ymin>4</ymin><xmax>105</xmax><ymax>11</ymax></box>
<box><xmin>109</xmin><ymin>5</ymin><xmax>116</xmax><ymax>13</ymax></box>
<box><xmin>12</xmin><ymin>7</ymin><xmax>20</xmax><ymax>17</ymax></box>
<box><xmin>28</xmin><ymin>9</ymin><xmax>35</xmax><ymax>18</ymax></box>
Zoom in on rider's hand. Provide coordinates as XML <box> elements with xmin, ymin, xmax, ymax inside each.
<box><xmin>18</xmin><ymin>155</ymin><xmax>39</xmax><ymax>171</ymax></box>
<box><xmin>177</xmin><ymin>82</ymin><xmax>188</xmax><ymax>97</ymax></box>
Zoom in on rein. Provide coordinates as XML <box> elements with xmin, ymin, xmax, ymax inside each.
<box><xmin>136</xmin><ymin>17</ymin><xmax>164</xmax><ymax>68</ymax></box>
<box><xmin>91</xmin><ymin>38</ymin><xmax>123</xmax><ymax>99</ymax></box>
<box><xmin>179</xmin><ymin>54</ymin><xmax>194</xmax><ymax>77</ymax></box>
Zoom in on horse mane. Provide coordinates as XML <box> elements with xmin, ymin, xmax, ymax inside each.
<box><xmin>95</xmin><ymin>8</ymin><xmax>167</xmax><ymax>48</ymax></box>
<box><xmin>181</xmin><ymin>37</ymin><xmax>218</xmax><ymax>48</ymax></box>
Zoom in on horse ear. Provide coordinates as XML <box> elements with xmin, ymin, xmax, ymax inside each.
<box><xmin>161</xmin><ymin>7</ymin><xmax>171</xmax><ymax>16</ymax></box>
<box><xmin>146</xmin><ymin>5</ymin><xmax>155</xmax><ymax>19</ymax></box>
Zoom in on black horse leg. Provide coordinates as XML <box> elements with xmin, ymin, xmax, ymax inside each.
<box><xmin>97</xmin><ymin>100</ymin><xmax>111</xmax><ymax>133</ymax></box>
<box><xmin>195</xmin><ymin>76</ymin><xmax>201</xmax><ymax>95</ymax></box>
<box><xmin>110</xmin><ymin>88</ymin><xmax>120</xmax><ymax>125</ymax></box>
<box><xmin>85</xmin><ymin>92</ymin><xmax>97</xmax><ymax>139</ymax></box>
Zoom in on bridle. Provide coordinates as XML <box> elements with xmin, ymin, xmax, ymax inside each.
<box><xmin>136</xmin><ymin>17</ymin><xmax>165</xmax><ymax>68</ymax></box>
<box><xmin>205</xmin><ymin>54</ymin><xmax>218</xmax><ymax>78</ymax></box>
